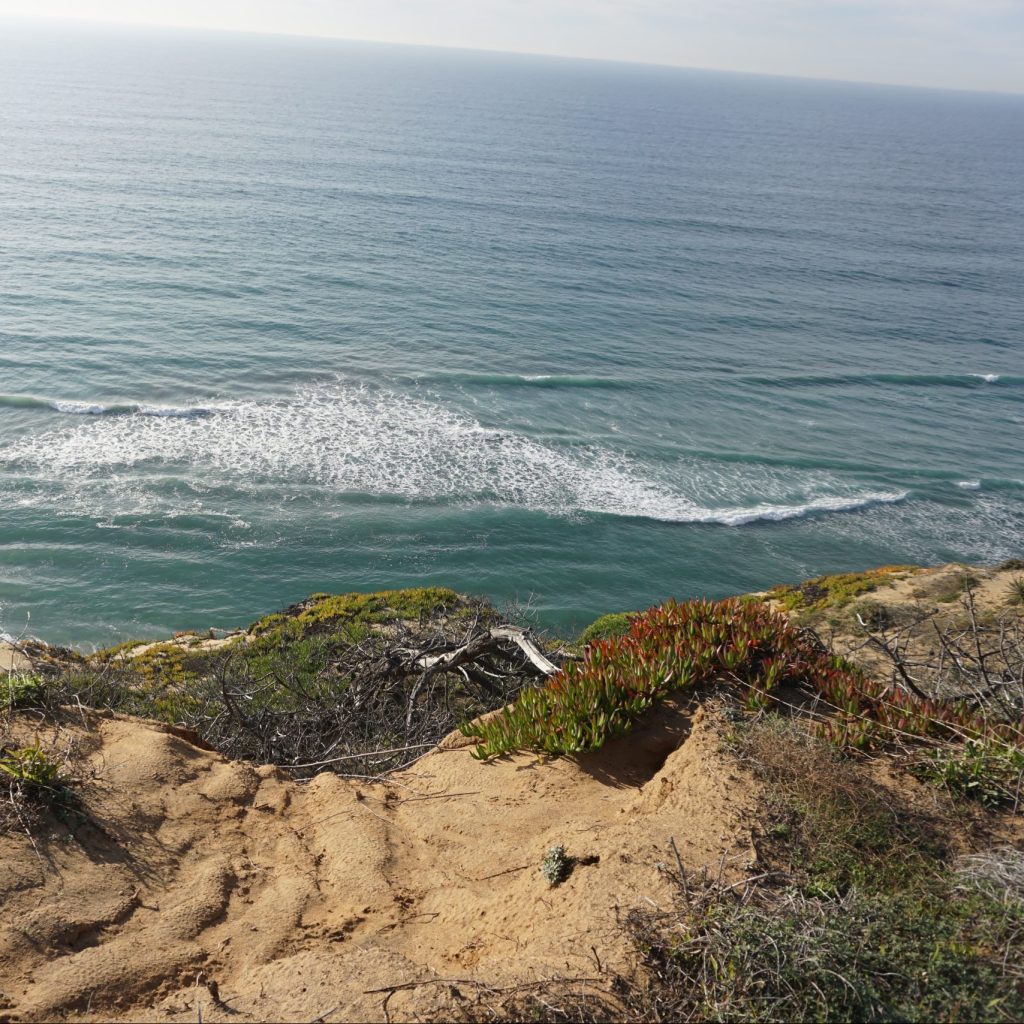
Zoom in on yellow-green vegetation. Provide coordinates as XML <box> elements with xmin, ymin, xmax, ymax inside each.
<box><xmin>86</xmin><ymin>641</ymin><xmax>201</xmax><ymax>713</ymax></box>
<box><xmin>129</xmin><ymin>642</ymin><xmax>193</xmax><ymax>688</ymax></box>
<box><xmin>90</xmin><ymin>638</ymin><xmax>152</xmax><ymax>661</ymax></box>
<box><xmin>766</xmin><ymin>565</ymin><xmax>915</xmax><ymax>618</ymax></box>
<box><xmin>239</xmin><ymin>588</ymin><xmax>487</xmax><ymax>694</ymax></box>
<box><xmin>1006</xmin><ymin>576</ymin><xmax>1024</xmax><ymax>606</ymax></box>
<box><xmin>248</xmin><ymin>587</ymin><xmax>475</xmax><ymax>643</ymax></box>
<box><xmin>83</xmin><ymin>588</ymin><xmax>481</xmax><ymax>706</ymax></box>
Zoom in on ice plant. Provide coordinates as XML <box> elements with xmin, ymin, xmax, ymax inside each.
<box><xmin>461</xmin><ymin>598</ymin><xmax>1023</xmax><ymax>759</ymax></box>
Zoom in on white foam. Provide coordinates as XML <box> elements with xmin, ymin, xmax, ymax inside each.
<box><xmin>138</xmin><ymin>405</ymin><xmax>213</xmax><ymax>419</ymax></box>
<box><xmin>969</xmin><ymin>374</ymin><xmax>1000</xmax><ymax>384</ymax></box>
<box><xmin>0</xmin><ymin>381</ymin><xmax>908</xmax><ymax>527</ymax></box>
<box><xmin>957</xmin><ymin>480</ymin><xmax>982</xmax><ymax>490</ymax></box>
<box><xmin>49</xmin><ymin>400</ymin><xmax>111</xmax><ymax>415</ymax></box>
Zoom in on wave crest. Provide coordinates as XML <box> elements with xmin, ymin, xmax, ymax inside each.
<box><xmin>0</xmin><ymin>394</ymin><xmax>213</xmax><ymax>418</ymax></box>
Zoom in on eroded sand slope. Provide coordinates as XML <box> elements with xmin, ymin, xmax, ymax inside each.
<box><xmin>0</xmin><ymin>700</ymin><xmax>757</xmax><ymax>1023</ymax></box>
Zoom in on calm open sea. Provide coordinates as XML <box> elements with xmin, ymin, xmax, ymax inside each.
<box><xmin>1</xmin><ymin>23</ymin><xmax>1022</xmax><ymax>647</ymax></box>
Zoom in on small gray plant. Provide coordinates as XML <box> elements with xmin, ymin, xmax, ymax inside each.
<box><xmin>540</xmin><ymin>844</ymin><xmax>571</xmax><ymax>886</ymax></box>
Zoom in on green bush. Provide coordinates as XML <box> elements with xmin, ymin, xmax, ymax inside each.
<box><xmin>0</xmin><ymin>744</ymin><xmax>64</xmax><ymax>796</ymax></box>
<box><xmin>578</xmin><ymin>612</ymin><xmax>635</xmax><ymax>647</ymax></box>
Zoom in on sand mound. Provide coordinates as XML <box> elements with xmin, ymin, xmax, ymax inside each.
<box><xmin>0</xmin><ymin>699</ymin><xmax>758</xmax><ymax>1023</ymax></box>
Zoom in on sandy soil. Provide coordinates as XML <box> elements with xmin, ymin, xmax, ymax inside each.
<box><xmin>0</xmin><ymin>644</ymin><xmax>31</xmax><ymax>675</ymax></box>
<box><xmin>0</xmin><ymin>698</ymin><xmax>759</xmax><ymax>1023</ymax></box>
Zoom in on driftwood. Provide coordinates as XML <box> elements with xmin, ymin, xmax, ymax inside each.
<box><xmin>415</xmin><ymin>626</ymin><xmax>558</xmax><ymax>677</ymax></box>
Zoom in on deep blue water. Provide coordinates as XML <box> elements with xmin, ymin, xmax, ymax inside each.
<box><xmin>1</xmin><ymin>23</ymin><xmax>1023</xmax><ymax>647</ymax></box>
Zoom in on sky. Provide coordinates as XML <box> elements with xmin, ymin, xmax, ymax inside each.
<box><xmin>1</xmin><ymin>1</ymin><xmax>1022</xmax><ymax>94</ymax></box>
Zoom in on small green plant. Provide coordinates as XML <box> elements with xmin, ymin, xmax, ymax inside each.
<box><xmin>0</xmin><ymin>744</ymin><xmax>64</xmax><ymax>795</ymax></box>
<box><xmin>1006</xmin><ymin>577</ymin><xmax>1024</xmax><ymax>606</ymax></box>
<box><xmin>913</xmin><ymin>739</ymin><xmax>1024</xmax><ymax>808</ymax></box>
<box><xmin>540</xmin><ymin>844</ymin><xmax>571</xmax><ymax>886</ymax></box>
<box><xmin>1</xmin><ymin>674</ymin><xmax>45</xmax><ymax>710</ymax></box>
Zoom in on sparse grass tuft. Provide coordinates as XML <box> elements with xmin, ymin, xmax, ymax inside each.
<box><xmin>729</xmin><ymin>716</ymin><xmax>945</xmax><ymax>894</ymax></box>
<box><xmin>912</xmin><ymin>739</ymin><xmax>1024</xmax><ymax>809</ymax></box>
<box><xmin>2</xmin><ymin>674</ymin><xmax>46</xmax><ymax>711</ymax></box>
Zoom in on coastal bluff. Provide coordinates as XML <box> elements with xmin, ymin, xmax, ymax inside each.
<box><xmin>2</xmin><ymin>562</ymin><xmax>1023</xmax><ymax>1023</ymax></box>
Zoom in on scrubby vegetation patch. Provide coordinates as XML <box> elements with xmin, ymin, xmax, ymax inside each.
<box><xmin>912</xmin><ymin>738</ymin><xmax>1024</xmax><ymax>809</ymax></box>
<box><xmin>584</xmin><ymin>718</ymin><xmax>1024</xmax><ymax>1023</ymax></box>
<box><xmin>767</xmin><ymin>565</ymin><xmax>915</xmax><ymax>617</ymax></box>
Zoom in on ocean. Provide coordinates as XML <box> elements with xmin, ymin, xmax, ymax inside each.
<box><xmin>1</xmin><ymin>22</ymin><xmax>1022</xmax><ymax>648</ymax></box>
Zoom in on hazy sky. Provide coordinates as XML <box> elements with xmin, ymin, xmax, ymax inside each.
<box><xmin>2</xmin><ymin>1</ymin><xmax>1022</xmax><ymax>94</ymax></box>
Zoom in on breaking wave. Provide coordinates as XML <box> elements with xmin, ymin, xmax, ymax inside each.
<box><xmin>1</xmin><ymin>382</ymin><xmax>908</xmax><ymax>526</ymax></box>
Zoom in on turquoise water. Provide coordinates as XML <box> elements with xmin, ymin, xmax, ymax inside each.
<box><xmin>1</xmin><ymin>23</ymin><xmax>1023</xmax><ymax>648</ymax></box>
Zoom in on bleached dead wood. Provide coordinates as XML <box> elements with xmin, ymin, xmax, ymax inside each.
<box><xmin>415</xmin><ymin>625</ymin><xmax>558</xmax><ymax>677</ymax></box>
<box><xmin>490</xmin><ymin>626</ymin><xmax>559</xmax><ymax>675</ymax></box>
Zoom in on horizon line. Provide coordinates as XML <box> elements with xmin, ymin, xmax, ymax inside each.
<box><xmin>3</xmin><ymin>12</ymin><xmax>1023</xmax><ymax>99</ymax></box>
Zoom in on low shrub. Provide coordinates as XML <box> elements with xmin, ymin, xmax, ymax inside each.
<box><xmin>578</xmin><ymin>612</ymin><xmax>635</xmax><ymax>647</ymax></box>
<box><xmin>540</xmin><ymin>844</ymin><xmax>571</xmax><ymax>886</ymax></box>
